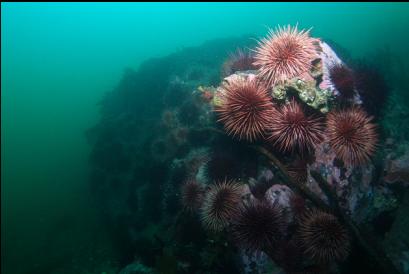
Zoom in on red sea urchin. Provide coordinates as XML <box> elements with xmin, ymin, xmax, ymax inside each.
<box><xmin>253</xmin><ymin>25</ymin><xmax>318</xmax><ymax>87</ymax></box>
<box><xmin>181</xmin><ymin>179</ymin><xmax>205</xmax><ymax>212</ymax></box>
<box><xmin>215</xmin><ymin>77</ymin><xmax>276</xmax><ymax>142</ymax></box>
<box><xmin>200</xmin><ymin>180</ymin><xmax>243</xmax><ymax>231</ymax></box>
<box><xmin>231</xmin><ymin>200</ymin><xmax>285</xmax><ymax>252</ymax></box>
<box><xmin>269</xmin><ymin>99</ymin><xmax>324</xmax><ymax>154</ymax></box>
<box><xmin>298</xmin><ymin>210</ymin><xmax>350</xmax><ymax>264</ymax></box>
<box><xmin>326</xmin><ymin>107</ymin><xmax>377</xmax><ymax>166</ymax></box>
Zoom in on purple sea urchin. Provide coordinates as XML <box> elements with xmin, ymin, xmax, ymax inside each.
<box><xmin>231</xmin><ymin>200</ymin><xmax>285</xmax><ymax>251</ymax></box>
<box><xmin>201</xmin><ymin>180</ymin><xmax>243</xmax><ymax>231</ymax></box>
<box><xmin>298</xmin><ymin>210</ymin><xmax>350</xmax><ymax>263</ymax></box>
<box><xmin>181</xmin><ymin>179</ymin><xmax>205</xmax><ymax>212</ymax></box>
<box><xmin>329</xmin><ymin>63</ymin><xmax>355</xmax><ymax>99</ymax></box>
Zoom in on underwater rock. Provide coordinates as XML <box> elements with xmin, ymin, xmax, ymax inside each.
<box><xmin>383</xmin><ymin>189</ymin><xmax>409</xmax><ymax>274</ymax></box>
<box><xmin>89</xmin><ymin>28</ymin><xmax>408</xmax><ymax>274</ymax></box>
<box><xmin>240</xmin><ymin>249</ymin><xmax>271</xmax><ymax>274</ymax></box>
<box><xmin>309</xmin><ymin>139</ymin><xmax>399</xmax><ymax>225</ymax></box>
<box><xmin>89</xmin><ymin>36</ymin><xmax>258</xmax><ymax>269</ymax></box>
<box><xmin>319</xmin><ymin>41</ymin><xmax>343</xmax><ymax>92</ymax></box>
<box><xmin>384</xmin><ymin>171</ymin><xmax>409</xmax><ymax>186</ymax></box>
<box><xmin>265</xmin><ymin>184</ymin><xmax>293</xmax><ymax>213</ymax></box>
<box><xmin>173</xmin><ymin>147</ymin><xmax>210</xmax><ymax>181</ymax></box>
<box><xmin>248</xmin><ymin>168</ymin><xmax>275</xmax><ymax>200</ymax></box>
<box><xmin>118</xmin><ymin>260</ymin><xmax>154</xmax><ymax>274</ymax></box>
<box><xmin>387</xmin><ymin>144</ymin><xmax>409</xmax><ymax>172</ymax></box>
<box><xmin>384</xmin><ymin>144</ymin><xmax>409</xmax><ymax>187</ymax></box>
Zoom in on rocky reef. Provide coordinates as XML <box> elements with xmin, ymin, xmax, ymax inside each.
<box><xmin>88</xmin><ymin>27</ymin><xmax>409</xmax><ymax>274</ymax></box>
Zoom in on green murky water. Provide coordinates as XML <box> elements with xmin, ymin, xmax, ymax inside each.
<box><xmin>2</xmin><ymin>3</ymin><xmax>409</xmax><ymax>274</ymax></box>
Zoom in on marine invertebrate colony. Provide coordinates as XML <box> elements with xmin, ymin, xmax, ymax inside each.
<box><xmin>298</xmin><ymin>210</ymin><xmax>350</xmax><ymax>263</ymax></box>
<box><xmin>326</xmin><ymin>107</ymin><xmax>377</xmax><ymax>166</ymax></box>
<box><xmin>200</xmin><ymin>180</ymin><xmax>243</xmax><ymax>231</ymax></box>
<box><xmin>253</xmin><ymin>25</ymin><xmax>318</xmax><ymax>87</ymax></box>
<box><xmin>215</xmin><ymin>76</ymin><xmax>276</xmax><ymax>141</ymax></box>
<box><xmin>268</xmin><ymin>99</ymin><xmax>324</xmax><ymax>154</ymax></box>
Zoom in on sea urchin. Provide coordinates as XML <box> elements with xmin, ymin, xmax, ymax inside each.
<box><xmin>201</xmin><ymin>180</ymin><xmax>243</xmax><ymax>231</ymax></box>
<box><xmin>269</xmin><ymin>99</ymin><xmax>324</xmax><ymax>154</ymax></box>
<box><xmin>298</xmin><ymin>210</ymin><xmax>350</xmax><ymax>264</ymax></box>
<box><xmin>253</xmin><ymin>25</ymin><xmax>318</xmax><ymax>87</ymax></box>
<box><xmin>215</xmin><ymin>76</ymin><xmax>276</xmax><ymax>142</ymax></box>
<box><xmin>231</xmin><ymin>200</ymin><xmax>285</xmax><ymax>252</ymax></box>
<box><xmin>181</xmin><ymin>179</ymin><xmax>205</xmax><ymax>212</ymax></box>
<box><xmin>326</xmin><ymin>107</ymin><xmax>377</xmax><ymax>166</ymax></box>
<box><xmin>329</xmin><ymin>63</ymin><xmax>355</xmax><ymax>99</ymax></box>
<box><xmin>222</xmin><ymin>48</ymin><xmax>258</xmax><ymax>77</ymax></box>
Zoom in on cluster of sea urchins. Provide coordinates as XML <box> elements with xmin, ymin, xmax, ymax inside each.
<box><xmin>180</xmin><ymin>180</ymin><xmax>351</xmax><ymax>270</ymax></box>
<box><xmin>178</xmin><ymin>24</ymin><xmax>385</xmax><ymax>272</ymax></box>
<box><xmin>216</xmin><ymin>24</ymin><xmax>378</xmax><ymax>167</ymax></box>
